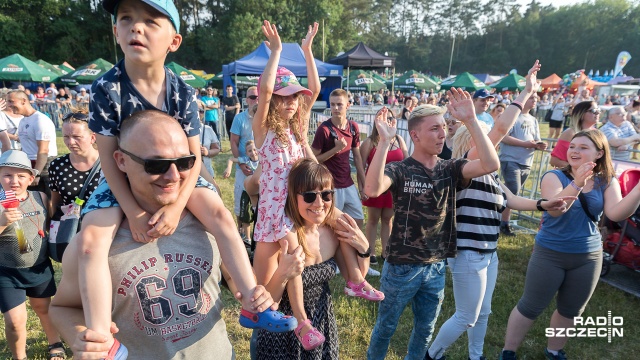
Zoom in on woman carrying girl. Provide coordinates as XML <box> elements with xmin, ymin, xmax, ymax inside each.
<box><xmin>252</xmin><ymin>21</ymin><xmax>381</xmax><ymax>351</ymax></box>
<box><xmin>256</xmin><ymin>158</ymin><xmax>370</xmax><ymax>359</ymax></box>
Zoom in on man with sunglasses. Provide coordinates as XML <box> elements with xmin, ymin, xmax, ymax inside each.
<box><xmin>230</xmin><ymin>86</ymin><xmax>258</xmax><ymax>244</ymax></box>
<box><xmin>498</xmin><ymin>93</ymin><xmax>546</xmax><ymax>236</ymax></box>
<box><xmin>6</xmin><ymin>90</ymin><xmax>55</xmax><ymax>194</ymax></box>
<box><xmin>50</xmin><ymin>110</ymin><xmax>272</xmax><ymax>359</ymax></box>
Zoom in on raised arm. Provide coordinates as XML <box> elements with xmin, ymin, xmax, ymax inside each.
<box><xmin>446</xmin><ymin>88</ymin><xmax>499</xmax><ymax>179</ymax></box>
<box><xmin>470</xmin><ymin>61</ymin><xmax>541</xmax><ymax>160</ymax></box>
<box><xmin>253</xmin><ymin>20</ymin><xmax>282</xmax><ymax>148</ymax></box>
<box><xmin>301</xmin><ymin>22</ymin><xmax>320</xmax><ymax>104</ymax></box>
<box><xmin>364</xmin><ymin>107</ymin><xmax>394</xmax><ymax>197</ymax></box>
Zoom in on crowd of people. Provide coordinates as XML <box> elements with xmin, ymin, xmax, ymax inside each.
<box><xmin>1</xmin><ymin>1</ymin><xmax>640</xmax><ymax>360</ymax></box>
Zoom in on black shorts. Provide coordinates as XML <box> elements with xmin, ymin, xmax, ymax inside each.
<box><xmin>549</xmin><ymin>119</ymin><xmax>564</xmax><ymax>129</ymax></box>
<box><xmin>0</xmin><ymin>277</ymin><xmax>57</xmax><ymax>313</ymax></box>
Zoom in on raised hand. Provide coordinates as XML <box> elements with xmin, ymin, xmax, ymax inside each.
<box><xmin>573</xmin><ymin>161</ymin><xmax>596</xmax><ymax>187</ymax></box>
<box><xmin>446</xmin><ymin>88</ymin><xmax>476</xmax><ymax>124</ymax></box>
<box><xmin>374</xmin><ymin>107</ymin><xmax>397</xmax><ymax>141</ymax></box>
<box><xmin>261</xmin><ymin>20</ymin><xmax>282</xmax><ymax>53</ymax></box>
<box><xmin>301</xmin><ymin>22</ymin><xmax>319</xmax><ymax>52</ymax></box>
<box><xmin>524</xmin><ymin>60</ymin><xmax>542</xmax><ymax>94</ymax></box>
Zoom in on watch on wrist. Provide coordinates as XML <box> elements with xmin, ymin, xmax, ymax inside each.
<box><xmin>536</xmin><ymin>198</ymin><xmax>548</xmax><ymax>212</ymax></box>
<box><xmin>357</xmin><ymin>246</ymin><xmax>371</xmax><ymax>258</ymax></box>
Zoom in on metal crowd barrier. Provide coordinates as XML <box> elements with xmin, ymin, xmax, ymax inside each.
<box><xmin>33</xmin><ymin>102</ymin><xmax>76</xmax><ymax>129</ymax></box>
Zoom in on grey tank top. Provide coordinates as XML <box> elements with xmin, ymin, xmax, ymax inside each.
<box><xmin>109</xmin><ymin>212</ymin><xmax>234</xmax><ymax>359</ymax></box>
<box><xmin>0</xmin><ymin>191</ymin><xmax>48</xmax><ymax>268</ymax></box>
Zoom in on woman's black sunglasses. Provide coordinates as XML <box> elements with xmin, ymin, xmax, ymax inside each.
<box><xmin>119</xmin><ymin>148</ymin><xmax>196</xmax><ymax>175</ymax></box>
<box><xmin>62</xmin><ymin>112</ymin><xmax>89</xmax><ymax>122</ymax></box>
<box><xmin>299</xmin><ymin>190</ymin><xmax>335</xmax><ymax>204</ymax></box>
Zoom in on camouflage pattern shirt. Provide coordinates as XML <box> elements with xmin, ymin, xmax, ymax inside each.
<box><xmin>384</xmin><ymin>156</ymin><xmax>468</xmax><ymax>264</ymax></box>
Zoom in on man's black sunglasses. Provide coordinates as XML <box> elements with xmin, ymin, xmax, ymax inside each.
<box><xmin>247</xmin><ymin>95</ymin><xmax>258</xmax><ymax>100</ymax></box>
<box><xmin>299</xmin><ymin>190</ymin><xmax>335</xmax><ymax>204</ymax></box>
<box><xmin>119</xmin><ymin>148</ymin><xmax>196</xmax><ymax>175</ymax></box>
<box><xmin>62</xmin><ymin>112</ymin><xmax>89</xmax><ymax>122</ymax></box>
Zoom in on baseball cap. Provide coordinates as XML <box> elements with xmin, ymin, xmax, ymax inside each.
<box><xmin>103</xmin><ymin>0</ymin><xmax>180</xmax><ymax>33</ymax></box>
<box><xmin>258</xmin><ymin>67</ymin><xmax>312</xmax><ymax>97</ymax></box>
<box><xmin>473</xmin><ymin>89</ymin><xmax>495</xmax><ymax>99</ymax></box>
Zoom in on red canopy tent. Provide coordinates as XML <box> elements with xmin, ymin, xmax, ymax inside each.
<box><xmin>539</xmin><ymin>73</ymin><xmax>562</xmax><ymax>91</ymax></box>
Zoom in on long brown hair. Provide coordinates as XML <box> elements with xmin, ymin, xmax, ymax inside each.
<box><xmin>264</xmin><ymin>94</ymin><xmax>308</xmax><ymax>146</ymax></box>
<box><xmin>563</xmin><ymin>129</ymin><xmax>615</xmax><ymax>186</ymax></box>
<box><xmin>368</xmin><ymin>108</ymin><xmax>397</xmax><ymax>146</ymax></box>
<box><xmin>285</xmin><ymin>158</ymin><xmax>335</xmax><ymax>257</ymax></box>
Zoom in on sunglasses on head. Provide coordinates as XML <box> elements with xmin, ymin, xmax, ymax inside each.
<box><xmin>247</xmin><ymin>95</ymin><xmax>258</xmax><ymax>100</ymax></box>
<box><xmin>62</xmin><ymin>112</ymin><xmax>89</xmax><ymax>122</ymax></box>
<box><xmin>119</xmin><ymin>148</ymin><xmax>196</xmax><ymax>175</ymax></box>
<box><xmin>300</xmin><ymin>190</ymin><xmax>335</xmax><ymax>204</ymax></box>
<box><xmin>588</xmin><ymin>108</ymin><xmax>602</xmax><ymax>115</ymax></box>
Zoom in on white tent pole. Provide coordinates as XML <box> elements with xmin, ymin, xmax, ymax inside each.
<box><xmin>392</xmin><ymin>67</ymin><xmax>395</xmax><ymax>94</ymax></box>
<box><xmin>347</xmin><ymin>67</ymin><xmax>350</xmax><ymax>93</ymax></box>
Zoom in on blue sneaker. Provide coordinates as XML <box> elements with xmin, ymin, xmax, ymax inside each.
<box><xmin>499</xmin><ymin>350</ymin><xmax>517</xmax><ymax>360</ymax></box>
<box><xmin>544</xmin><ymin>348</ymin><xmax>567</xmax><ymax>360</ymax></box>
<box><xmin>239</xmin><ymin>308</ymin><xmax>298</xmax><ymax>333</ymax></box>
<box><xmin>105</xmin><ymin>338</ymin><xmax>128</xmax><ymax>360</ymax></box>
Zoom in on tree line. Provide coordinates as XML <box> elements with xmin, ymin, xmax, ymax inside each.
<box><xmin>1</xmin><ymin>0</ymin><xmax>638</xmax><ymax>79</ymax></box>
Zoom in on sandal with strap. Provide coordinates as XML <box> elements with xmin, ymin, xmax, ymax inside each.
<box><xmin>47</xmin><ymin>342</ymin><xmax>66</xmax><ymax>360</ymax></box>
<box><xmin>344</xmin><ymin>280</ymin><xmax>385</xmax><ymax>301</ymax></box>
<box><xmin>294</xmin><ymin>319</ymin><xmax>325</xmax><ymax>351</ymax></box>
<box><xmin>104</xmin><ymin>338</ymin><xmax>128</xmax><ymax>360</ymax></box>
<box><xmin>239</xmin><ymin>308</ymin><xmax>298</xmax><ymax>333</ymax></box>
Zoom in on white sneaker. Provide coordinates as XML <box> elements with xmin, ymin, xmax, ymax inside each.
<box><xmin>367</xmin><ymin>268</ymin><xmax>381</xmax><ymax>277</ymax></box>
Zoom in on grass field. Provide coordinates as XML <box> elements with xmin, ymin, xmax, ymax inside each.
<box><xmin>1</xmin><ymin>123</ymin><xmax>639</xmax><ymax>359</ymax></box>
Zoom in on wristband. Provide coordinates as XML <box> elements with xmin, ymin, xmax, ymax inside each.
<box><xmin>357</xmin><ymin>246</ymin><xmax>371</xmax><ymax>258</ymax></box>
<box><xmin>536</xmin><ymin>198</ymin><xmax>548</xmax><ymax>211</ymax></box>
<box><xmin>511</xmin><ymin>101</ymin><xmax>523</xmax><ymax>111</ymax></box>
<box><xmin>569</xmin><ymin>180</ymin><xmax>583</xmax><ymax>191</ymax></box>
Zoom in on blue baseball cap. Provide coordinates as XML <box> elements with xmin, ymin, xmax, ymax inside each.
<box><xmin>103</xmin><ymin>0</ymin><xmax>180</xmax><ymax>33</ymax></box>
<box><xmin>473</xmin><ymin>89</ymin><xmax>495</xmax><ymax>99</ymax></box>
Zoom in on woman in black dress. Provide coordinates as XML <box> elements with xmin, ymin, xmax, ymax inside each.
<box><xmin>256</xmin><ymin>158</ymin><xmax>370</xmax><ymax>359</ymax></box>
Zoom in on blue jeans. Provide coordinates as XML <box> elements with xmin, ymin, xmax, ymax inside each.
<box><xmin>367</xmin><ymin>261</ymin><xmax>446</xmax><ymax>360</ymax></box>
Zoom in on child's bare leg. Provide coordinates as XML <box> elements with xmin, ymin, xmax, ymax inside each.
<box><xmin>187</xmin><ymin>188</ymin><xmax>262</xmax><ymax>312</ymax></box>
<box><xmin>56</xmin><ymin>208</ymin><xmax>121</xmax><ymax>347</ymax></box>
<box><xmin>280</xmin><ymin>231</ymin><xmax>311</xmax><ymax>333</ymax></box>
<box><xmin>339</xmin><ymin>241</ymin><xmax>373</xmax><ymax>289</ymax></box>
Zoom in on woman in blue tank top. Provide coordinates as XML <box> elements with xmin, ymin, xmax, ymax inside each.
<box><xmin>500</xmin><ymin>129</ymin><xmax>640</xmax><ymax>360</ymax></box>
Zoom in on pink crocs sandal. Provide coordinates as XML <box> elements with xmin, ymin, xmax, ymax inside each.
<box><xmin>294</xmin><ymin>319</ymin><xmax>325</xmax><ymax>351</ymax></box>
<box><xmin>344</xmin><ymin>280</ymin><xmax>385</xmax><ymax>301</ymax></box>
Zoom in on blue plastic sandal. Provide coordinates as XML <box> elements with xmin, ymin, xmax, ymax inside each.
<box><xmin>239</xmin><ymin>308</ymin><xmax>298</xmax><ymax>333</ymax></box>
<box><xmin>104</xmin><ymin>338</ymin><xmax>128</xmax><ymax>360</ymax></box>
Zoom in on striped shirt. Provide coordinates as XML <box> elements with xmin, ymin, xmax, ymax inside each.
<box><xmin>456</xmin><ymin>172</ymin><xmax>506</xmax><ymax>252</ymax></box>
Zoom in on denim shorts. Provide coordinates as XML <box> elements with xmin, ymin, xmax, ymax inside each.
<box><xmin>82</xmin><ymin>176</ymin><xmax>217</xmax><ymax>216</ymax></box>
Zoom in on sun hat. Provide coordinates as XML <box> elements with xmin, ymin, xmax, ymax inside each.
<box><xmin>0</xmin><ymin>150</ymin><xmax>39</xmax><ymax>176</ymax></box>
<box><xmin>473</xmin><ymin>89</ymin><xmax>495</xmax><ymax>99</ymax></box>
<box><xmin>258</xmin><ymin>67</ymin><xmax>312</xmax><ymax>97</ymax></box>
<box><xmin>102</xmin><ymin>0</ymin><xmax>180</xmax><ymax>33</ymax></box>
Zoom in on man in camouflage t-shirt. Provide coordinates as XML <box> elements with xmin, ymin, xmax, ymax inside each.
<box><xmin>364</xmin><ymin>92</ymin><xmax>500</xmax><ymax>360</ymax></box>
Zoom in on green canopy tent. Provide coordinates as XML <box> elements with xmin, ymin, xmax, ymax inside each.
<box><xmin>439</xmin><ymin>72</ymin><xmax>487</xmax><ymax>91</ymax></box>
<box><xmin>0</xmin><ymin>54</ymin><xmax>59</xmax><ymax>83</ymax></box>
<box><xmin>393</xmin><ymin>70</ymin><xmax>440</xmax><ymax>91</ymax></box>
<box><xmin>36</xmin><ymin>60</ymin><xmax>65</xmax><ymax>77</ymax></box>
<box><xmin>60</xmin><ymin>58</ymin><xmax>113</xmax><ymax>85</ymax></box>
<box><xmin>342</xmin><ymin>69</ymin><xmax>387</xmax><ymax>92</ymax></box>
<box><xmin>56</xmin><ymin>63</ymin><xmax>74</xmax><ymax>74</ymax></box>
<box><xmin>165</xmin><ymin>62</ymin><xmax>207</xmax><ymax>89</ymax></box>
<box><xmin>490</xmin><ymin>73</ymin><xmax>526</xmax><ymax>92</ymax></box>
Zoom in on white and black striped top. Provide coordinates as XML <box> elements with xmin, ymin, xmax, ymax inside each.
<box><xmin>456</xmin><ymin>172</ymin><xmax>506</xmax><ymax>253</ymax></box>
